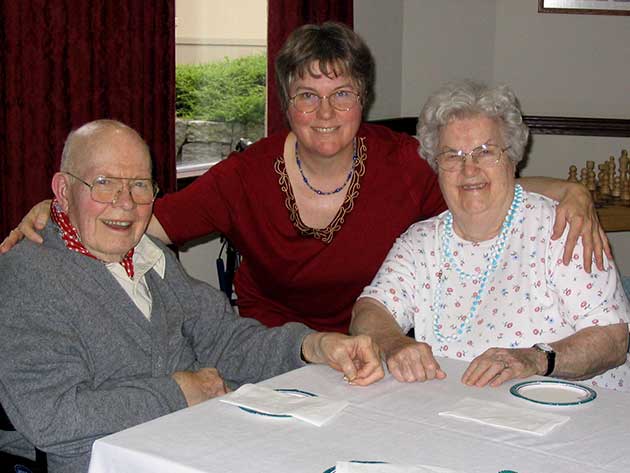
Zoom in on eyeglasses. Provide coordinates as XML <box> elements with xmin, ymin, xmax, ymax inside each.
<box><xmin>64</xmin><ymin>173</ymin><xmax>158</xmax><ymax>205</ymax></box>
<box><xmin>435</xmin><ymin>144</ymin><xmax>510</xmax><ymax>172</ymax></box>
<box><xmin>289</xmin><ymin>90</ymin><xmax>361</xmax><ymax>114</ymax></box>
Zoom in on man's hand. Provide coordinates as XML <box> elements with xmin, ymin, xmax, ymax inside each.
<box><xmin>461</xmin><ymin>347</ymin><xmax>544</xmax><ymax>388</ymax></box>
<box><xmin>383</xmin><ymin>337</ymin><xmax>446</xmax><ymax>383</ymax></box>
<box><xmin>172</xmin><ymin>368</ymin><xmax>229</xmax><ymax>406</ymax></box>
<box><xmin>551</xmin><ymin>183</ymin><xmax>611</xmax><ymax>273</ymax></box>
<box><xmin>0</xmin><ymin>199</ymin><xmax>51</xmax><ymax>253</ymax></box>
<box><xmin>301</xmin><ymin>333</ymin><xmax>384</xmax><ymax>386</ymax></box>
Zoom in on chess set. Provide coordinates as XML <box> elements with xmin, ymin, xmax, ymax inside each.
<box><xmin>568</xmin><ymin>149</ymin><xmax>630</xmax><ymax>203</ymax></box>
<box><xmin>567</xmin><ymin>149</ymin><xmax>630</xmax><ymax>232</ymax></box>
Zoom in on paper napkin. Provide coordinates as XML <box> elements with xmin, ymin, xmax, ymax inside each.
<box><xmin>438</xmin><ymin>397</ymin><xmax>570</xmax><ymax>435</ymax></box>
<box><xmin>219</xmin><ymin>384</ymin><xmax>348</xmax><ymax>426</ymax></box>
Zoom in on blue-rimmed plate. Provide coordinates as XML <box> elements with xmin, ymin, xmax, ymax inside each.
<box><xmin>238</xmin><ymin>388</ymin><xmax>317</xmax><ymax>417</ymax></box>
<box><xmin>510</xmin><ymin>380</ymin><xmax>596</xmax><ymax>406</ymax></box>
<box><xmin>323</xmin><ymin>461</ymin><xmax>387</xmax><ymax>473</ymax></box>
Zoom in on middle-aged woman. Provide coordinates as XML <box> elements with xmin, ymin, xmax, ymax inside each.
<box><xmin>351</xmin><ymin>80</ymin><xmax>630</xmax><ymax>391</ymax></box>
<box><xmin>0</xmin><ymin>23</ymin><xmax>609</xmax><ymax>333</ymax></box>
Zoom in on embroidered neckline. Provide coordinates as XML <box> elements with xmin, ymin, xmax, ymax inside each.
<box><xmin>274</xmin><ymin>136</ymin><xmax>367</xmax><ymax>244</ymax></box>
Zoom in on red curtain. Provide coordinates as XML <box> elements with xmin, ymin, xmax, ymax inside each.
<box><xmin>266</xmin><ymin>0</ymin><xmax>353</xmax><ymax>136</ymax></box>
<box><xmin>0</xmin><ymin>1</ymin><xmax>175</xmax><ymax>238</ymax></box>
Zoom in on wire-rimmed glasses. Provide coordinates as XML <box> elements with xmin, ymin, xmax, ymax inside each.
<box><xmin>435</xmin><ymin>144</ymin><xmax>510</xmax><ymax>172</ymax></box>
<box><xmin>289</xmin><ymin>90</ymin><xmax>361</xmax><ymax>113</ymax></box>
<box><xmin>64</xmin><ymin>173</ymin><xmax>159</xmax><ymax>205</ymax></box>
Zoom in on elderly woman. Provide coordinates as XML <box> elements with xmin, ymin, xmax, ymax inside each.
<box><xmin>0</xmin><ymin>25</ymin><xmax>608</xmax><ymax>333</ymax></box>
<box><xmin>351</xmin><ymin>80</ymin><xmax>630</xmax><ymax>391</ymax></box>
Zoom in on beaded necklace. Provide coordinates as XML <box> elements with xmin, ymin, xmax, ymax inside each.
<box><xmin>295</xmin><ymin>139</ymin><xmax>357</xmax><ymax>196</ymax></box>
<box><xmin>432</xmin><ymin>184</ymin><xmax>523</xmax><ymax>343</ymax></box>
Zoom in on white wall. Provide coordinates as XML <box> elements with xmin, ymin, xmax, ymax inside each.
<box><xmin>493</xmin><ymin>0</ymin><xmax>629</xmax><ymax>118</ymax></box>
<box><xmin>354</xmin><ymin>0</ymin><xmax>404</xmax><ymax>119</ymax></box>
<box><xmin>400</xmin><ymin>0</ymin><xmax>496</xmax><ymax>118</ymax></box>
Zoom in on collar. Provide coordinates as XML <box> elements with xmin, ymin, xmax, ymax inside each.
<box><xmin>108</xmin><ymin>234</ymin><xmax>166</xmax><ymax>281</ymax></box>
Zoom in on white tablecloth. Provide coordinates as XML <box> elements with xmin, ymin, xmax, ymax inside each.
<box><xmin>88</xmin><ymin>357</ymin><xmax>630</xmax><ymax>473</ymax></box>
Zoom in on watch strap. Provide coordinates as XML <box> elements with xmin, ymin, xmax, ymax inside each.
<box><xmin>533</xmin><ymin>343</ymin><xmax>556</xmax><ymax>376</ymax></box>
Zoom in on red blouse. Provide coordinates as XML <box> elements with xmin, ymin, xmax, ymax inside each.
<box><xmin>154</xmin><ymin>124</ymin><xmax>446</xmax><ymax>332</ymax></box>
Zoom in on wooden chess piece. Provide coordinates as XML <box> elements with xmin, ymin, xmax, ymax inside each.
<box><xmin>612</xmin><ymin>175</ymin><xmax>622</xmax><ymax>199</ymax></box>
<box><xmin>609</xmin><ymin>156</ymin><xmax>616</xmax><ymax>185</ymax></box>
<box><xmin>567</xmin><ymin>165</ymin><xmax>578</xmax><ymax>183</ymax></box>
<box><xmin>580</xmin><ymin>167</ymin><xmax>589</xmax><ymax>188</ymax></box>
<box><xmin>598</xmin><ymin>163</ymin><xmax>610</xmax><ymax>197</ymax></box>
<box><xmin>585</xmin><ymin>161</ymin><xmax>596</xmax><ymax>192</ymax></box>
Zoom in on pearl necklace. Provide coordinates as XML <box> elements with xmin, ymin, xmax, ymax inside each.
<box><xmin>295</xmin><ymin>139</ymin><xmax>357</xmax><ymax>196</ymax></box>
<box><xmin>432</xmin><ymin>184</ymin><xmax>523</xmax><ymax>343</ymax></box>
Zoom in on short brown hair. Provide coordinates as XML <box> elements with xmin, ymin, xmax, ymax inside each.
<box><xmin>275</xmin><ymin>22</ymin><xmax>375</xmax><ymax>116</ymax></box>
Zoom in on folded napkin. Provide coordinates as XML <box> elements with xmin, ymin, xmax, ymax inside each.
<box><xmin>219</xmin><ymin>384</ymin><xmax>348</xmax><ymax>426</ymax></box>
<box><xmin>438</xmin><ymin>397</ymin><xmax>569</xmax><ymax>436</ymax></box>
<box><xmin>335</xmin><ymin>462</ymin><xmax>461</xmax><ymax>473</ymax></box>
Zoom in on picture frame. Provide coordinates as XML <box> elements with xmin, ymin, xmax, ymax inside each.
<box><xmin>539</xmin><ymin>0</ymin><xmax>630</xmax><ymax>15</ymax></box>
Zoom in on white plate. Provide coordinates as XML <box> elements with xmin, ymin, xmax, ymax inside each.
<box><xmin>510</xmin><ymin>380</ymin><xmax>596</xmax><ymax>406</ymax></box>
<box><xmin>323</xmin><ymin>461</ymin><xmax>387</xmax><ymax>473</ymax></box>
<box><xmin>239</xmin><ymin>388</ymin><xmax>316</xmax><ymax>417</ymax></box>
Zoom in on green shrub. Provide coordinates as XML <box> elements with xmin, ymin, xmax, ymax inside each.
<box><xmin>176</xmin><ymin>54</ymin><xmax>266</xmax><ymax>124</ymax></box>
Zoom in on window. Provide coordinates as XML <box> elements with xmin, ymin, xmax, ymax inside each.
<box><xmin>175</xmin><ymin>0</ymin><xmax>267</xmax><ymax>179</ymax></box>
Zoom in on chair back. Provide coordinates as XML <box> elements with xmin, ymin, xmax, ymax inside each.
<box><xmin>215</xmin><ymin>138</ymin><xmax>251</xmax><ymax>306</ymax></box>
<box><xmin>0</xmin><ymin>402</ymin><xmax>48</xmax><ymax>473</ymax></box>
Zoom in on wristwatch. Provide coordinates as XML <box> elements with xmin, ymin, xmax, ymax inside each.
<box><xmin>532</xmin><ymin>343</ymin><xmax>556</xmax><ymax>376</ymax></box>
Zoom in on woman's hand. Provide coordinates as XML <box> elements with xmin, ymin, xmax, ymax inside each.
<box><xmin>551</xmin><ymin>183</ymin><xmax>611</xmax><ymax>273</ymax></box>
<box><xmin>0</xmin><ymin>199</ymin><xmax>52</xmax><ymax>253</ymax></box>
<box><xmin>384</xmin><ymin>338</ymin><xmax>446</xmax><ymax>383</ymax></box>
<box><xmin>461</xmin><ymin>347</ymin><xmax>544</xmax><ymax>388</ymax></box>
<box><xmin>301</xmin><ymin>332</ymin><xmax>385</xmax><ymax>386</ymax></box>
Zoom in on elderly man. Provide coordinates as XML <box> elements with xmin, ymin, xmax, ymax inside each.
<box><xmin>0</xmin><ymin>120</ymin><xmax>383</xmax><ymax>473</ymax></box>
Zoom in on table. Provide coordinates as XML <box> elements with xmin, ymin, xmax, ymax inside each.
<box><xmin>597</xmin><ymin>203</ymin><xmax>630</xmax><ymax>232</ymax></box>
<box><xmin>88</xmin><ymin>358</ymin><xmax>630</xmax><ymax>473</ymax></box>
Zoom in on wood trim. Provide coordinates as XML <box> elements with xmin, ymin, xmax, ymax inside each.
<box><xmin>368</xmin><ymin>116</ymin><xmax>630</xmax><ymax>138</ymax></box>
<box><xmin>524</xmin><ymin>116</ymin><xmax>630</xmax><ymax>137</ymax></box>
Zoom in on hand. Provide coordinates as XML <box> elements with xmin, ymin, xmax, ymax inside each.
<box><xmin>0</xmin><ymin>199</ymin><xmax>52</xmax><ymax>254</ymax></box>
<box><xmin>551</xmin><ymin>183</ymin><xmax>611</xmax><ymax>273</ymax></box>
<box><xmin>461</xmin><ymin>347</ymin><xmax>544</xmax><ymax>388</ymax></box>
<box><xmin>301</xmin><ymin>333</ymin><xmax>384</xmax><ymax>386</ymax></box>
<box><xmin>383</xmin><ymin>337</ymin><xmax>446</xmax><ymax>383</ymax></box>
<box><xmin>172</xmin><ymin>367</ymin><xmax>230</xmax><ymax>406</ymax></box>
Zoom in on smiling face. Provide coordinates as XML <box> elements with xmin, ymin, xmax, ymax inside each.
<box><xmin>437</xmin><ymin>115</ymin><xmax>516</xmax><ymax>233</ymax></box>
<box><xmin>53</xmin><ymin>126</ymin><xmax>153</xmax><ymax>263</ymax></box>
<box><xmin>286</xmin><ymin>62</ymin><xmax>363</xmax><ymax>162</ymax></box>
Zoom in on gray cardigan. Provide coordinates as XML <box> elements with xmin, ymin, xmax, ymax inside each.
<box><xmin>0</xmin><ymin>222</ymin><xmax>313</xmax><ymax>473</ymax></box>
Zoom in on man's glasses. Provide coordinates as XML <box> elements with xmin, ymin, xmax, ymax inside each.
<box><xmin>64</xmin><ymin>173</ymin><xmax>158</xmax><ymax>205</ymax></box>
<box><xmin>289</xmin><ymin>90</ymin><xmax>361</xmax><ymax>114</ymax></box>
<box><xmin>435</xmin><ymin>144</ymin><xmax>510</xmax><ymax>172</ymax></box>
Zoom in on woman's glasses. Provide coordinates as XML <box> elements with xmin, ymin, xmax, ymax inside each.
<box><xmin>436</xmin><ymin>144</ymin><xmax>510</xmax><ymax>172</ymax></box>
<box><xmin>289</xmin><ymin>90</ymin><xmax>361</xmax><ymax>114</ymax></box>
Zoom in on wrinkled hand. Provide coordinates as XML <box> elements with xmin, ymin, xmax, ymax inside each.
<box><xmin>0</xmin><ymin>199</ymin><xmax>51</xmax><ymax>253</ymax></box>
<box><xmin>551</xmin><ymin>184</ymin><xmax>611</xmax><ymax>272</ymax></box>
<box><xmin>461</xmin><ymin>347</ymin><xmax>544</xmax><ymax>388</ymax></box>
<box><xmin>383</xmin><ymin>337</ymin><xmax>446</xmax><ymax>383</ymax></box>
<box><xmin>172</xmin><ymin>367</ymin><xmax>230</xmax><ymax>406</ymax></box>
<box><xmin>302</xmin><ymin>333</ymin><xmax>384</xmax><ymax>386</ymax></box>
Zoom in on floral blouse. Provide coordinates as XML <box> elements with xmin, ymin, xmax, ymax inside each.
<box><xmin>361</xmin><ymin>191</ymin><xmax>630</xmax><ymax>391</ymax></box>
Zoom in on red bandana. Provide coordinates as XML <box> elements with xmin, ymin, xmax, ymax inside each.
<box><xmin>50</xmin><ymin>199</ymin><xmax>135</xmax><ymax>278</ymax></box>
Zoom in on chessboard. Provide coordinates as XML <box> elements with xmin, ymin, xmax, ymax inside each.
<box><xmin>567</xmin><ymin>149</ymin><xmax>630</xmax><ymax>232</ymax></box>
